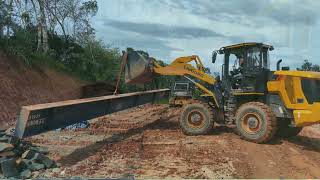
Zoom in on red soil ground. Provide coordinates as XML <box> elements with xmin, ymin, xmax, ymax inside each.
<box><xmin>0</xmin><ymin>52</ymin><xmax>86</xmax><ymax>129</ymax></box>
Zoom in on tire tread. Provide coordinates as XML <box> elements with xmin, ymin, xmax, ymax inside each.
<box><xmin>180</xmin><ymin>100</ymin><xmax>214</xmax><ymax>135</ymax></box>
<box><xmin>235</xmin><ymin>102</ymin><xmax>277</xmax><ymax>143</ymax></box>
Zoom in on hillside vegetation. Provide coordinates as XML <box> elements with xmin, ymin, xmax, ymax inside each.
<box><xmin>0</xmin><ymin>0</ymin><xmax>173</xmax><ymax>93</ymax></box>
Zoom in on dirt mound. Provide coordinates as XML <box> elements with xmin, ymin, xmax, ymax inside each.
<box><xmin>0</xmin><ymin>52</ymin><xmax>86</xmax><ymax>129</ymax></box>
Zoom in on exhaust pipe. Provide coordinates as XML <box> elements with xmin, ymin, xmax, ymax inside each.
<box><xmin>277</xmin><ymin>59</ymin><xmax>282</xmax><ymax>70</ymax></box>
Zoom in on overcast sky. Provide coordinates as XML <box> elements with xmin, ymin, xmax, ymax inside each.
<box><xmin>93</xmin><ymin>0</ymin><xmax>320</xmax><ymax>72</ymax></box>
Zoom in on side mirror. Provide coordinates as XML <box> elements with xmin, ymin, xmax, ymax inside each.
<box><xmin>212</xmin><ymin>51</ymin><xmax>217</xmax><ymax>64</ymax></box>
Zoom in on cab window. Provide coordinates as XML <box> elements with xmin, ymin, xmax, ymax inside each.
<box><xmin>247</xmin><ymin>47</ymin><xmax>261</xmax><ymax>68</ymax></box>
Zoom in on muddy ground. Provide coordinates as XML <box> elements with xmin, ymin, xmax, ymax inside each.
<box><xmin>28</xmin><ymin>104</ymin><xmax>320</xmax><ymax>179</ymax></box>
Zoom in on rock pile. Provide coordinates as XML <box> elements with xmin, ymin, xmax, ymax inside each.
<box><xmin>0</xmin><ymin>129</ymin><xmax>56</xmax><ymax>179</ymax></box>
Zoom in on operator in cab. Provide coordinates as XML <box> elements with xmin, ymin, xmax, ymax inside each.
<box><xmin>231</xmin><ymin>55</ymin><xmax>245</xmax><ymax>89</ymax></box>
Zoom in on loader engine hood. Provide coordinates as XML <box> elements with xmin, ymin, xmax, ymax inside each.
<box><xmin>268</xmin><ymin>70</ymin><xmax>320</xmax><ymax>126</ymax></box>
<box><xmin>273</xmin><ymin>70</ymin><xmax>320</xmax><ymax>79</ymax></box>
<box><xmin>270</xmin><ymin>70</ymin><xmax>320</xmax><ymax>105</ymax></box>
<box><xmin>273</xmin><ymin>70</ymin><xmax>320</xmax><ymax>104</ymax></box>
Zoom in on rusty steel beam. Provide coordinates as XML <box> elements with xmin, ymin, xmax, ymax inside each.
<box><xmin>15</xmin><ymin>89</ymin><xmax>170</xmax><ymax>138</ymax></box>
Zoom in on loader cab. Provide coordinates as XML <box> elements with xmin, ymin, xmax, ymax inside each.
<box><xmin>212</xmin><ymin>43</ymin><xmax>274</xmax><ymax>93</ymax></box>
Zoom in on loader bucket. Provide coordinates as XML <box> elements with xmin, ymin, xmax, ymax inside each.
<box><xmin>124</xmin><ymin>49</ymin><xmax>154</xmax><ymax>84</ymax></box>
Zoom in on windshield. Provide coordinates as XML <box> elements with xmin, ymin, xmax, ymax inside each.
<box><xmin>247</xmin><ymin>47</ymin><xmax>261</xmax><ymax>68</ymax></box>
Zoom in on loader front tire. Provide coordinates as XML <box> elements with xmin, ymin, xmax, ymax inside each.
<box><xmin>235</xmin><ymin>102</ymin><xmax>277</xmax><ymax>143</ymax></box>
<box><xmin>180</xmin><ymin>102</ymin><xmax>214</xmax><ymax>135</ymax></box>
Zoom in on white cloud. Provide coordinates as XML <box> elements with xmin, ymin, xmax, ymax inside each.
<box><xmin>94</xmin><ymin>0</ymin><xmax>320</xmax><ymax>73</ymax></box>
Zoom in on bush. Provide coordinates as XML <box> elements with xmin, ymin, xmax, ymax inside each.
<box><xmin>1</xmin><ymin>29</ymin><xmax>173</xmax><ymax>93</ymax></box>
<box><xmin>0</xmin><ymin>27</ymin><xmax>37</xmax><ymax>65</ymax></box>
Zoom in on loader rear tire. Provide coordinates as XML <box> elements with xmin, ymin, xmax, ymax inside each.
<box><xmin>235</xmin><ymin>102</ymin><xmax>277</xmax><ymax>143</ymax></box>
<box><xmin>180</xmin><ymin>102</ymin><xmax>214</xmax><ymax>135</ymax></box>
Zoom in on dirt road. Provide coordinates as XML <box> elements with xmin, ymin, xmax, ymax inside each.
<box><xmin>28</xmin><ymin>104</ymin><xmax>320</xmax><ymax>179</ymax></box>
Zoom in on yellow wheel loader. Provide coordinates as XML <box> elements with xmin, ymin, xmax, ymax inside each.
<box><xmin>124</xmin><ymin>43</ymin><xmax>320</xmax><ymax>143</ymax></box>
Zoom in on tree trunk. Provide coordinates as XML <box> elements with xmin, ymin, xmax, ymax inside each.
<box><xmin>6</xmin><ymin>0</ymin><xmax>14</xmax><ymax>37</ymax></box>
<box><xmin>37</xmin><ymin>21</ymin><xmax>42</xmax><ymax>51</ymax></box>
<box><xmin>44</xmin><ymin>0</ymin><xmax>68</xmax><ymax>41</ymax></box>
<box><xmin>0</xmin><ymin>24</ymin><xmax>3</xmax><ymax>38</ymax></box>
<box><xmin>30</xmin><ymin>0</ymin><xmax>41</xmax><ymax>51</ymax></box>
<box><xmin>38</xmin><ymin>0</ymin><xmax>49</xmax><ymax>53</ymax></box>
<box><xmin>31</xmin><ymin>0</ymin><xmax>49</xmax><ymax>53</ymax></box>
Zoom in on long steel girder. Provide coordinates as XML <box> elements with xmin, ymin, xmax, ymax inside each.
<box><xmin>14</xmin><ymin>89</ymin><xmax>170</xmax><ymax>138</ymax></box>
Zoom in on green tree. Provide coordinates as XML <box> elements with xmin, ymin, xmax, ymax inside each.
<box><xmin>43</xmin><ymin>0</ymin><xmax>97</xmax><ymax>43</ymax></box>
<box><xmin>312</xmin><ymin>64</ymin><xmax>320</xmax><ymax>72</ymax></box>
<box><xmin>298</xmin><ymin>60</ymin><xmax>320</xmax><ymax>72</ymax></box>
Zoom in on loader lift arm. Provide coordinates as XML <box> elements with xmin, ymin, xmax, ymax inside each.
<box><xmin>124</xmin><ymin>50</ymin><xmax>220</xmax><ymax>107</ymax></box>
<box><xmin>152</xmin><ymin>55</ymin><xmax>215</xmax><ymax>85</ymax></box>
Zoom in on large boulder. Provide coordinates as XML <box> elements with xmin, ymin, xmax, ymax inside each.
<box><xmin>0</xmin><ymin>158</ymin><xmax>19</xmax><ymax>178</ymax></box>
<box><xmin>0</xmin><ymin>132</ymin><xmax>56</xmax><ymax>178</ymax></box>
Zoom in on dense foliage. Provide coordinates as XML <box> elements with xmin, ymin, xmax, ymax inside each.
<box><xmin>0</xmin><ymin>0</ymin><xmax>118</xmax><ymax>80</ymax></box>
<box><xmin>0</xmin><ymin>0</ymin><xmax>174</xmax><ymax>92</ymax></box>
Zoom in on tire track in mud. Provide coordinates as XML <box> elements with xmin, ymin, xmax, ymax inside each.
<box><xmin>56</xmin><ymin>105</ymin><xmax>171</xmax><ymax>166</ymax></box>
<box><xmin>233</xmin><ymin>127</ymin><xmax>320</xmax><ymax>179</ymax></box>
